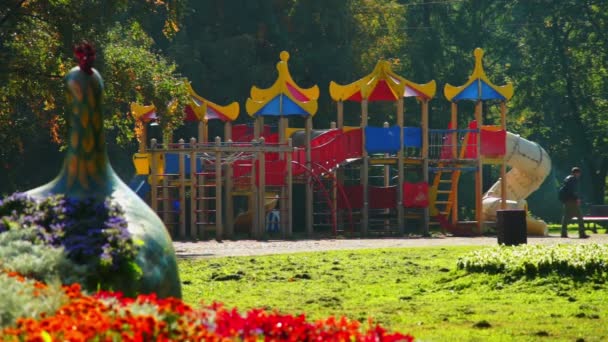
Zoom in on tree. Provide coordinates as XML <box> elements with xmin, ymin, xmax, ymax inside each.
<box><xmin>0</xmin><ymin>0</ymin><xmax>187</xmax><ymax>193</ymax></box>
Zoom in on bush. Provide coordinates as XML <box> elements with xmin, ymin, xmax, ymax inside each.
<box><xmin>457</xmin><ymin>244</ymin><xmax>608</xmax><ymax>278</ymax></box>
<box><xmin>0</xmin><ymin>193</ymin><xmax>141</xmax><ymax>293</ymax></box>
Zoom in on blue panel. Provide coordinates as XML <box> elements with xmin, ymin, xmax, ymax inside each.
<box><xmin>257</xmin><ymin>96</ymin><xmax>281</xmax><ymax>116</ymax></box>
<box><xmin>164</xmin><ymin>153</ymin><xmax>179</xmax><ymax>174</ymax></box>
<box><xmin>365</xmin><ymin>126</ymin><xmax>401</xmax><ymax>154</ymax></box>
<box><xmin>281</xmin><ymin>96</ymin><xmax>308</xmax><ymax>116</ymax></box>
<box><xmin>257</xmin><ymin>95</ymin><xmax>308</xmax><ymax>117</ymax></box>
<box><xmin>403</xmin><ymin>127</ymin><xmax>422</xmax><ymax>148</ymax></box>
<box><xmin>452</xmin><ymin>82</ymin><xmax>479</xmax><ymax>101</ymax></box>
<box><xmin>164</xmin><ymin>153</ymin><xmax>201</xmax><ymax>175</ymax></box>
<box><xmin>452</xmin><ymin>80</ymin><xmax>506</xmax><ymax>101</ymax></box>
<box><xmin>480</xmin><ymin>81</ymin><xmax>505</xmax><ymax>100</ymax></box>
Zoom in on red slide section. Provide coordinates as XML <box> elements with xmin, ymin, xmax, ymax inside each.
<box><xmin>231</xmin><ymin>128</ymin><xmax>363</xmax><ymax>187</ymax></box>
<box><xmin>292</xmin><ymin>128</ymin><xmax>363</xmax><ymax>176</ymax></box>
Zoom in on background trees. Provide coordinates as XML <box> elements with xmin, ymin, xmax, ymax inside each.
<box><xmin>1</xmin><ymin>0</ymin><xmax>607</xmax><ymax>221</ymax></box>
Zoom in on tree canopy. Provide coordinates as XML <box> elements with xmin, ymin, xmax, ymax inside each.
<box><xmin>1</xmin><ymin>0</ymin><xmax>607</xmax><ymax>220</ymax></box>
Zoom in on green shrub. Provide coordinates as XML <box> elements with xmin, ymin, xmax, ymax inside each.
<box><xmin>0</xmin><ymin>228</ymin><xmax>72</xmax><ymax>328</ymax></box>
<box><xmin>457</xmin><ymin>244</ymin><xmax>608</xmax><ymax>278</ymax></box>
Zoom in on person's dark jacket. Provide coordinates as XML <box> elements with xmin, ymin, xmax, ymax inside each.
<box><xmin>560</xmin><ymin>175</ymin><xmax>579</xmax><ymax>201</ymax></box>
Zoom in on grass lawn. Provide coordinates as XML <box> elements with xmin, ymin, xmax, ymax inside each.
<box><xmin>179</xmin><ymin>245</ymin><xmax>607</xmax><ymax>341</ymax></box>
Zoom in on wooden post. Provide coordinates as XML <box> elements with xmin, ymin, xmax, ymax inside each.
<box><xmin>305</xmin><ymin>115</ymin><xmax>313</xmax><ymax>236</ymax></box>
<box><xmin>251</xmin><ymin>116</ymin><xmax>263</xmax><ymax>237</ymax></box>
<box><xmin>451</xmin><ymin>102</ymin><xmax>457</xmax><ymax>159</ymax></box>
<box><xmin>162</xmin><ymin>138</ymin><xmax>171</xmax><ymax>236</ymax></box>
<box><xmin>257</xmin><ymin>136</ymin><xmax>266</xmax><ymax>238</ymax></box>
<box><xmin>224</xmin><ymin>122</ymin><xmax>234</xmax><ymax>239</ymax></box>
<box><xmin>337</xmin><ymin>101</ymin><xmax>344</xmax><ymax>129</ymax></box>
<box><xmin>189</xmin><ymin>138</ymin><xmax>198</xmax><ymax>239</ymax></box>
<box><xmin>178</xmin><ymin>139</ymin><xmax>186</xmax><ymax>239</ymax></box>
<box><xmin>287</xmin><ymin>138</ymin><xmax>293</xmax><ymax>237</ymax></box>
<box><xmin>279</xmin><ymin>116</ymin><xmax>289</xmax><ymax>237</ymax></box>
<box><xmin>198</xmin><ymin>120</ymin><xmax>208</xmax><ymax>144</ymax></box>
<box><xmin>500</xmin><ymin>101</ymin><xmax>507</xmax><ymax>210</ymax></box>
<box><xmin>397</xmin><ymin>98</ymin><xmax>405</xmax><ymax>235</ymax></box>
<box><xmin>139</xmin><ymin>123</ymin><xmax>147</xmax><ymax>153</ymax></box>
<box><xmin>150</xmin><ymin>138</ymin><xmax>158</xmax><ymax>212</ymax></box>
<box><xmin>422</xmin><ymin>100</ymin><xmax>430</xmax><ymax>235</ymax></box>
<box><xmin>361</xmin><ymin>99</ymin><xmax>369</xmax><ymax>236</ymax></box>
<box><xmin>215</xmin><ymin>136</ymin><xmax>223</xmax><ymax>240</ymax></box>
<box><xmin>451</xmin><ymin>102</ymin><xmax>459</xmax><ymax>224</ymax></box>
<box><xmin>382</xmin><ymin>121</ymin><xmax>391</xmax><ymax>232</ymax></box>
<box><xmin>475</xmin><ymin>100</ymin><xmax>483</xmax><ymax>233</ymax></box>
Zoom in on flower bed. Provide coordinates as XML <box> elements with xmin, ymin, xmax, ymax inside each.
<box><xmin>0</xmin><ymin>270</ymin><xmax>413</xmax><ymax>341</ymax></box>
<box><xmin>457</xmin><ymin>244</ymin><xmax>608</xmax><ymax>278</ymax></box>
<box><xmin>0</xmin><ymin>193</ymin><xmax>413</xmax><ymax>340</ymax></box>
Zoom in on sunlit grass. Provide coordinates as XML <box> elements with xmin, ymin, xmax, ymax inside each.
<box><xmin>179</xmin><ymin>246</ymin><xmax>608</xmax><ymax>341</ymax></box>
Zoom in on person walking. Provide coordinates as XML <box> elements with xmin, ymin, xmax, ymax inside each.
<box><xmin>559</xmin><ymin>167</ymin><xmax>589</xmax><ymax>238</ymax></box>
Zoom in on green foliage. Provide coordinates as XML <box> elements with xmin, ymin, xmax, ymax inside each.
<box><xmin>0</xmin><ymin>228</ymin><xmax>85</xmax><ymax>285</ymax></box>
<box><xmin>457</xmin><ymin>244</ymin><xmax>608</xmax><ymax>278</ymax></box>
<box><xmin>0</xmin><ymin>271</ymin><xmax>67</xmax><ymax>329</ymax></box>
<box><xmin>179</xmin><ymin>246</ymin><xmax>608</xmax><ymax>341</ymax></box>
<box><xmin>102</xmin><ymin>22</ymin><xmax>190</xmax><ymax>145</ymax></box>
<box><xmin>0</xmin><ymin>0</ymin><xmax>187</xmax><ymax>192</ymax></box>
<box><xmin>0</xmin><ymin>228</ymin><xmax>71</xmax><ymax>328</ymax></box>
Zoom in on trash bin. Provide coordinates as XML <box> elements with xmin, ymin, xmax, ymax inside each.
<box><xmin>496</xmin><ymin>209</ymin><xmax>527</xmax><ymax>246</ymax></box>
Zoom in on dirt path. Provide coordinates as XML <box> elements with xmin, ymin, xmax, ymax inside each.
<box><xmin>174</xmin><ymin>233</ymin><xmax>608</xmax><ymax>259</ymax></box>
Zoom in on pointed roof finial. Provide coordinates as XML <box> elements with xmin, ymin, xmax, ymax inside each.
<box><xmin>246</xmin><ymin>51</ymin><xmax>319</xmax><ymax>117</ymax></box>
<box><xmin>444</xmin><ymin>48</ymin><xmax>513</xmax><ymax>102</ymax></box>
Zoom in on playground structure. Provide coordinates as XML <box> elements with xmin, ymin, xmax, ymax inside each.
<box><xmin>130</xmin><ymin>48</ymin><xmax>551</xmax><ymax>240</ymax></box>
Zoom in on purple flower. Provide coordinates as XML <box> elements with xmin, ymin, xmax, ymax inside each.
<box><xmin>0</xmin><ymin>192</ymin><xmax>139</xmax><ymax>281</ymax></box>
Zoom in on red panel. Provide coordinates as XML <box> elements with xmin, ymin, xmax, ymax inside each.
<box><xmin>184</xmin><ymin>105</ymin><xmax>199</xmax><ymax>122</ymax></box>
<box><xmin>343</xmin><ymin>129</ymin><xmax>363</xmax><ymax>159</ymax></box>
<box><xmin>369</xmin><ymin>186</ymin><xmax>397</xmax><ymax>209</ymax></box>
<box><xmin>232</xmin><ymin>125</ymin><xmax>252</xmax><ymax>142</ymax></box>
<box><xmin>368</xmin><ymin>80</ymin><xmax>398</xmax><ymax>102</ymax></box>
<box><xmin>464</xmin><ymin>120</ymin><xmax>478</xmax><ymax>159</ymax></box>
<box><xmin>232</xmin><ymin>125</ymin><xmax>273</xmax><ymax>142</ymax></box>
<box><xmin>338</xmin><ymin>185</ymin><xmax>363</xmax><ymax>209</ymax></box>
<box><xmin>480</xmin><ymin>128</ymin><xmax>506</xmax><ymax>156</ymax></box>
<box><xmin>403</xmin><ymin>182</ymin><xmax>429</xmax><ymax>208</ymax></box>
<box><xmin>255</xmin><ymin>159</ymin><xmax>287</xmax><ymax>186</ymax></box>
<box><xmin>232</xmin><ymin>160</ymin><xmax>253</xmax><ymax>187</ymax></box>
<box><xmin>286</xmin><ymin>82</ymin><xmax>310</xmax><ymax>102</ymax></box>
<box><xmin>347</xmin><ymin>92</ymin><xmax>363</xmax><ymax>102</ymax></box>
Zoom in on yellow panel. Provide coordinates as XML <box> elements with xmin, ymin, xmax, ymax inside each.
<box><xmin>130</xmin><ymin>102</ymin><xmax>156</xmax><ymax>122</ymax></box>
<box><xmin>481</xmin><ymin>125</ymin><xmax>503</xmax><ymax>132</ymax></box>
<box><xmin>286</xmin><ymin>128</ymin><xmax>304</xmax><ymax>138</ymax></box>
<box><xmin>186</xmin><ymin>82</ymin><xmax>240</xmax><ymax>122</ymax></box>
<box><xmin>370</xmin><ymin>158</ymin><xmax>396</xmax><ymax>165</ymax></box>
<box><xmin>133</xmin><ymin>153</ymin><xmax>150</xmax><ymax>175</ymax></box>
<box><xmin>342</xmin><ymin>126</ymin><xmax>360</xmax><ymax>132</ymax></box>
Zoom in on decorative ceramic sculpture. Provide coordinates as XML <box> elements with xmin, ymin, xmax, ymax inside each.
<box><xmin>28</xmin><ymin>43</ymin><xmax>181</xmax><ymax>298</ymax></box>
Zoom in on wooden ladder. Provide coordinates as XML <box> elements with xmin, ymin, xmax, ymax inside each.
<box><xmin>429</xmin><ymin>130</ymin><xmax>472</xmax><ymax>231</ymax></box>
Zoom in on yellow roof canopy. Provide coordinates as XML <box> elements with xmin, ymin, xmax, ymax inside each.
<box><xmin>130</xmin><ymin>83</ymin><xmax>240</xmax><ymax>123</ymax></box>
<box><xmin>329</xmin><ymin>60</ymin><xmax>436</xmax><ymax>102</ymax></box>
<box><xmin>444</xmin><ymin>48</ymin><xmax>514</xmax><ymax>102</ymax></box>
<box><xmin>246</xmin><ymin>51</ymin><xmax>319</xmax><ymax>117</ymax></box>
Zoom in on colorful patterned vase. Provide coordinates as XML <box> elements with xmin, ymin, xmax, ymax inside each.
<box><xmin>27</xmin><ymin>43</ymin><xmax>181</xmax><ymax>298</ymax></box>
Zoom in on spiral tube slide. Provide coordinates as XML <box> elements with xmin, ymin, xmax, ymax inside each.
<box><xmin>482</xmin><ymin>132</ymin><xmax>552</xmax><ymax>235</ymax></box>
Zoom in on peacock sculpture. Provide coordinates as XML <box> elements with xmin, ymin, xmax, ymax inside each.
<box><xmin>27</xmin><ymin>42</ymin><xmax>181</xmax><ymax>298</ymax></box>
